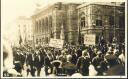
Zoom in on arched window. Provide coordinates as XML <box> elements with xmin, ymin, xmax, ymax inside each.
<box><xmin>80</xmin><ymin>12</ymin><xmax>86</xmax><ymax>28</ymax></box>
<box><xmin>81</xmin><ymin>17</ymin><xmax>85</xmax><ymax>28</ymax></box>
<box><xmin>96</xmin><ymin>19</ymin><xmax>102</xmax><ymax>26</ymax></box>
<box><xmin>96</xmin><ymin>16</ymin><xmax>102</xmax><ymax>26</ymax></box>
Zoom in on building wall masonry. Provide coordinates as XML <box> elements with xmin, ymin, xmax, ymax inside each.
<box><xmin>31</xmin><ymin>2</ymin><xmax>125</xmax><ymax>45</ymax></box>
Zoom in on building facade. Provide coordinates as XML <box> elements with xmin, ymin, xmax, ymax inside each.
<box><xmin>32</xmin><ymin>2</ymin><xmax>125</xmax><ymax>45</ymax></box>
<box><xmin>16</xmin><ymin>16</ymin><xmax>33</xmax><ymax>45</ymax></box>
<box><xmin>32</xmin><ymin>2</ymin><xmax>80</xmax><ymax>45</ymax></box>
<box><xmin>77</xmin><ymin>2</ymin><xmax>125</xmax><ymax>44</ymax></box>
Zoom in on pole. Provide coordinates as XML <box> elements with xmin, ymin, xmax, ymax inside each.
<box><xmin>114</xmin><ymin>2</ymin><xmax>116</xmax><ymax>39</ymax></box>
<box><xmin>33</xmin><ymin>35</ymin><xmax>35</xmax><ymax>50</ymax></box>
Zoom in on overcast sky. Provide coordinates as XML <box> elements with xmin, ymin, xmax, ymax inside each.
<box><xmin>1</xmin><ymin>0</ymin><xmax>124</xmax><ymax>27</ymax></box>
<box><xmin>1</xmin><ymin>0</ymin><xmax>84</xmax><ymax>27</ymax></box>
<box><xmin>1</xmin><ymin>0</ymin><xmax>86</xmax><ymax>41</ymax></box>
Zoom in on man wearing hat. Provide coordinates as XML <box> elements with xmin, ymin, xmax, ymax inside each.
<box><xmin>76</xmin><ymin>49</ymin><xmax>90</xmax><ymax>76</ymax></box>
<box><xmin>44</xmin><ymin>52</ymin><xmax>53</xmax><ymax>76</ymax></box>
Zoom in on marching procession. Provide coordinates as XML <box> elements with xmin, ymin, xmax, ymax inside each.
<box><xmin>2</xmin><ymin>1</ymin><xmax>126</xmax><ymax>78</ymax></box>
<box><xmin>3</xmin><ymin>37</ymin><xmax>125</xmax><ymax>77</ymax></box>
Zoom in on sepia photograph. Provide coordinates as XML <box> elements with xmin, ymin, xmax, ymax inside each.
<box><xmin>1</xmin><ymin>0</ymin><xmax>127</xmax><ymax>78</ymax></box>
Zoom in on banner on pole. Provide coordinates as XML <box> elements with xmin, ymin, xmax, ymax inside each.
<box><xmin>84</xmin><ymin>34</ymin><xmax>96</xmax><ymax>45</ymax></box>
<box><xmin>49</xmin><ymin>38</ymin><xmax>64</xmax><ymax>49</ymax></box>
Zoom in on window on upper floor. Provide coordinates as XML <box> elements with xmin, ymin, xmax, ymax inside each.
<box><xmin>109</xmin><ymin>16</ymin><xmax>114</xmax><ymax>26</ymax></box>
<box><xmin>119</xmin><ymin>16</ymin><xmax>125</xmax><ymax>28</ymax></box>
<box><xmin>96</xmin><ymin>19</ymin><xmax>102</xmax><ymax>26</ymax></box>
<box><xmin>80</xmin><ymin>17</ymin><xmax>85</xmax><ymax>28</ymax></box>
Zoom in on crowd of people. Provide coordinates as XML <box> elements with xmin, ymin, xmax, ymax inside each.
<box><xmin>3</xmin><ymin>38</ymin><xmax>125</xmax><ymax>77</ymax></box>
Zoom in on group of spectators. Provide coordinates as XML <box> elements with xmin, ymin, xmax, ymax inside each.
<box><xmin>3</xmin><ymin>38</ymin><xmax>125</xmax><ymax>77</ymax></box>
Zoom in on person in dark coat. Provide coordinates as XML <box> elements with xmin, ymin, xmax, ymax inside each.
<box><xmin>15</xmin><ymin>51</ymin><xmax>20</xmax><ymax>61</ymax></box>
<box><xmin>71</xmin><ymin>50</ymin><xmax>77</xmax><ymax>65</ymax></box>
<box><xmin>63</xmin><ymin>55</ymin><xmax>77</xmax><ymax>76</ymax></box>
<box><xmin>39</xmin><ymin>50</ymin><xmax>45</xmax><ymax>67</ymax></box>
<box><xmin>99</xmin><ymin>60</ymin><xmax>108</xmax><ymax>75</ymax></box>
<box><xmin>105</xmin><ymin>51</ymin><xmax>119</xmax><ymax>68</ymax></box>
<box><xmin>44</xmin><ymin>52</ymin><xmax>53</xmax><ymax>76</ymax></box>
<box><xmin>14</xmin><ymin>61</ymin><xmax>22</xmax><ymax>74</ymax></box>
<box><xmin>76</xmin><ymin>48</ymin><xmax>82</xmax><ymax>59</ymax></box>
<box><xmin>91</xmin><ymin>48</ymin><xmax>97</xmax><ymax>59</ymax></box>
<box><xmin>76</xmin><ymin>50</ymin><xmax>90</xmax><ymax>76</ymax></box>
<box><xmin>88</xmin><ymin>46</ymin><xmax>94</xmax><ymax>60</ymax></box>
<box><xmin>92</xmin><ymin>52</ymin><xmax>106</xmax><ymax>75</ymax></box>
<box><xmin>26</xmin><ymin>51</ymin><xmax>36</xmax><ymax>76</ymax></box>
<box><xmin>20</xmin><ymin>52</ymin><xmax>25</xmax><ymax>69</ymax></box>
<box><xmin>34</xmin><ymin>51</ymin><xmax>41</xmax><ymax>76</ymax></box>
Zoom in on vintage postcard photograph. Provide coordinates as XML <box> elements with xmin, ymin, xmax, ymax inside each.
<box><xmin>1</xmin><ymin>0</ymin><xmax>127</xmax><ymax>78</ymax></box>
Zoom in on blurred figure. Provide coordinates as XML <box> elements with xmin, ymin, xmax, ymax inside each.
<box><xmin>71</xmin><ymin>50</ymin><xmax>77</xmax><ymax>65</ymax></box>
<box><xmin>89</xmin><ymin>64</ymin><xmax>98</xmax><ymax>76</ymax></box>
<box><xmin>63</xmin><ymin>55</ymin><xmax>77</xmax><ymax>76</ymax></box>
<box><xmin>92</xmin><ymin>52</ymin><xmax>104</xmax><ymax>75</ymax></box>
<box><xmin>3</xmin><ymin>40</ymin><xmax>21</xmax><ymax>77</ymax></box>
<box><xmin>44</xmin><ymin>52</ymin><xmax>53</xmax><ymax>76</ymax></box>
<box><xmin>118</xmin><ymin>49</ymin><xmax>125</xmax><ymax>65</ymax></box>
<box><xmin>105</xmin><ymin>50</ymin><xmax>119</xmax><ymax>68</ymax></box>
<box><xmin>34</xmin><ymin>50</ymin><xmax>41</xmax><ymax>76</ymax></box>
<box><xmin>76</xmin><ymin>49</ymin><xmax>90</xmax><ymax>76</ymax></box>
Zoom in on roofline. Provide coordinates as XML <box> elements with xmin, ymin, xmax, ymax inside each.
<box><xmin>77</xmin><ymin>2</ymin><xmax>125</xmax><ymax>9</ymax></box>
<box><xmin>31</xmin><ymin>2</ymin><xmax>81</xmax><ymax>18</ymax></box>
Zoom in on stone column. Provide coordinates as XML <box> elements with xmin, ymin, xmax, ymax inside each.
<box><xmin>41</xmin><ymin>19</ymin><xmax>43</xmax><ymax>34</ymax></box>
<box><xmin>39</xmin><ymin>20</ymin><xmax>41</xmax><ymax>34</ymax></box>
<box><xmin>37</xmin><ymin>21</ymin><xmax>39</xmax><ymax>34</ymax></box>
<box><xmin>35</xmin><ymin>21</ymin><xmax>38</xmax><ymax>34</ymax></box>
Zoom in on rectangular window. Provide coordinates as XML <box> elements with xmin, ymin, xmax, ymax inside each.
<box><xmin>96</xmin><ymin>20</ymin><xmax>102</xmax><ymax>26</ymax></box>
<box><xmin>119</xmin><ymin>16</ymin><xmax>125</xmax><ymax>28</ymax></box>
<box><xmin>81</xmin><ymin>17</ymin><xmax>85</xmax><ymax>28</ymax></box>
<box><xmin>109</xmin><ymin>16</ymin><xmax>114</xmax><ymax>26</ymax></box>
<box><xmin>36</xmin><ymin>39</ymin><xmax>38</xmax><ymax>44</ymax></box>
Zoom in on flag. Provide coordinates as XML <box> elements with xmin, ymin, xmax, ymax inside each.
<box><xmin>78</xmin><ymin>26</ymin><xmax>81</xmax><ymax>44</ymax></box>
<box><xmin>19</xmin><ymin>35</ymin><xmax>22</xmax><ymax>45</ymax></box>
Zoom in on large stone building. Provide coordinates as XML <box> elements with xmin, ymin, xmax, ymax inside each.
<box><xmin>32</xmin><ymin>2</ymin><xmax>80</xmax><ymax>45</ymax></box>
<box><xmin>77</xmin><ymin>2</ymin><xmax>125</xmax><ymax>44</ymax></box>
<box><xmin>31</xmin><ymin>2</ymin><xmax>125</xmax><ymax>45</ymax></box>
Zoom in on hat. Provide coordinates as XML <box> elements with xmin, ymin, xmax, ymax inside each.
<box><xmin>51</xmin><ymin>60</ymin><xmax>62</xmax><ymax>68</ymax></box>
<box><xmin>67</xmin><ymin>55</ymin><xmax>72</xmax><ymax>61</ymax></box>
<box><xmin>97</xmin><ymin>50</ymin><xmax>102</xmax><ymax>55</ymax></box>
<box><xmin>63</xmin><ymin>63</ymin><xmax>77</xmax><ymax>76</ymax></box>
<box><xmin>105</xmin><ymin>55</ymin><xmax>117</xmax><ymax>60</ymax></box>
<box><xmin>82</xmin><ymin>49</ymin><xmax>88</xmax><ymax>56</ymax></box>
<box><xmin>105</xmin><ymin>64</ymin><xmax>125</xmax><ymax>75</ymax></box>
